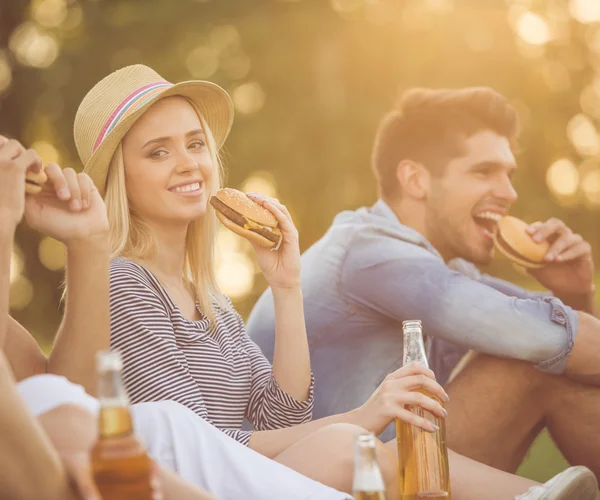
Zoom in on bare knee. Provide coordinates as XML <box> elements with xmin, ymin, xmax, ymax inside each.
<box><xmin>38</xmin><ymin>404</ymin><xmax>97</xmax><ymax>452</ymax></box>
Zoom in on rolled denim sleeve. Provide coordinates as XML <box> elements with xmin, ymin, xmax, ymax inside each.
<box><xmin>340</xmin><ymin>230</ymin><xmax>578</xmax><ymax>374</ymax></box>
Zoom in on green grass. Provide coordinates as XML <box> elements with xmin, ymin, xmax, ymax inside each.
<box><xmin>517</xmin><ymin>429</ymin><xmax>569</xmax><ymax>482</ymax></box>
<box><xmin>518</xmin><ymin>430</ymin><xmax>600</xmax><ymax>499</ymax></box>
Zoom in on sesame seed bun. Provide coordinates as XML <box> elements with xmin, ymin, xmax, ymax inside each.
<box><xmin>211</xmin><ymin>188</ymin><xmax>282</xmax><ymax>249</ymax></box>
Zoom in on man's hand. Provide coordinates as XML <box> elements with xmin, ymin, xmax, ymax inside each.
<box><xmin>0</xmin><ymin>136</ymin><xmax>42</xmax><ymax>229</ymax></box>
<box><xmin>24</xmin><ymin>163</ymin><xmax>109</xmax><ymax>247</ymax></box>
<box><xmin>526</xmin><ymin>218</ymin><xmax>595</xmax><ymax>296</ymax></box>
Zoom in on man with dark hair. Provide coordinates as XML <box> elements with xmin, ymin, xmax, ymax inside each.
<box><xmin>247</xmin><ymin>87</ymin><xmax>600</xmax><ymax>478</ymax></box>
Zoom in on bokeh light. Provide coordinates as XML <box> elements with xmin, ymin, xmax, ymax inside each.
<box><xmin>567</xmin><ymin>114</ymin><xmax>600</xmax><ymax>157</ymax></box>
<box><xmin>580</xmin><ymin>83</ymin><xmax>600</xmax><ymax>121</ymax></box>
<box><xmin>581</xmin><ymin>167</ymin><xmax>600</xmax><ymax>206</ymax></box>
<box><xmin>0</xmin><ymin>52</ymin><xmax>13</xmax><ymax>96</ymax></box>
<box><xmin>9</xmin><ymin>22</ymin><xmax>59</xmax><ymax>69</ymax></box>
<box><xmin>215</xmin><ymin>218</ymin><xmax>257</xmax><ymax>300</ymax></box>
<box><xmin>185</xmin><ymin>46</ymin><xmax>219</xmax><ymax>79</ymax></box>
<box><xmin>38</xmin><ymin>237</ymin><xmax>66</xmax><ymax>271</ymax></box>
<box><xmin>10</xmin><ymin>275</ymin><xmax>34</xmax><ymax>311</ymax></box>
<box><xmin>546</xmin><ymin>158</ymin><xmax>579</xmax><ymax>197</ymax></box>
<box><xmin>569</xmin><ymin>0</ymin><xmax>600</xmax><ymax>24</ymax></box>
<box><xmin>515</xmin><ymin>12</ymin><xmax>551</xmax><ymax>46</ymax></box>
<box><xmin>541</xmin><ymin>61</ymin><xmax>571</xmax><ymax>92</ymax></box>
<box><xmin>240</xmin><ymin>172</ymin><xmax>278</xmax><ymax>198</ymax></box>
<box><xmin>32</xmin><ymin>0</ymin><xmax>68</xmax><ymax>29</ymax></box>
<box><xmin>10</xmin><ymin>249</ymin><xmax>24</xmax><ymax>285</ymax></box>
<box><xmin>31</xmin><ymin>140</ymin><xmax>60</xmax><ymax>164</ymax></box>
<box><xmin>331</xmin><ymin>0</ymin><xmax>363</xmax><ymax>16</ymax></box>
<box><xmin>232</xmin><ymin>82</ymin><xmax>266</xmax><ymax>114</ymax></box>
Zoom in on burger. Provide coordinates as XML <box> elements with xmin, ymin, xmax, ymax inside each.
<box><xmin>210</xmin><ymin>188</ymin><xmax>282</xmax><ymax>249</ymax></box>
<box><xmin>25</xmin><ymin>168</ymin><xmax>48</xmax><ymax>195</ymax></box>
<box><xmin>493</xmin><ymin>216</ymin><xmax>549</xmax><ymax>269</ymax></box>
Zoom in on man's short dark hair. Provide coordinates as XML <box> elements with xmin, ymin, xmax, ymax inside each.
<box><xmin>372</xmin><ymin>87</ymin><xmax>520</xmax><ymax>198</ymax></box>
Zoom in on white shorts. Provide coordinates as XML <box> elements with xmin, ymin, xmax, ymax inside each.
<box><xmin>18</xmin><ymin>374</ymin><xmax>350</xmax><ymax>500</ymax></box>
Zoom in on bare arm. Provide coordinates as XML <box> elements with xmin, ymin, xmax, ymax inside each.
<box><xmin>271</xmin><ymin>285</ymin><xmax>311</xmax><ymax>400</ymax></box>
<box><xmin>47</xmin><ymin>237</ymin><xmax>110</xmax><ymax>396</ymax></box>
<box><xmin>246</xmin><ymin>193</ymin><xmax>312</xmax><ymax>402</ymax></box>
<box><xmin>0</xmin><ymin>352</ymin><xmax>74</xmax><ymax>500</ymax></box>
<box><xmin>0</xmin><ymin>225</ymin><xmax>14</xmax><ymax>349</ymax></box>
<box><xmin>248</xmin><ymin>407</ymin><xmax>363</xmax><ymax>458</ymax></box>
<box><xmin>249</xmin><ymin>363</ymin><xmax>449</xmax><ymax>459</ymax></box>
<box><xmin>4</xmin><ymin>316</ymin><xmax>47</xmax><ymax>381</ymax></box>
<box><xmin>24</xmin><ymin>165</ymin><xmax>110</xmax><ymax>396</ymax></box>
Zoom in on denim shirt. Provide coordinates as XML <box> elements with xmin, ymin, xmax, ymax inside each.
<box><xmin>247</xmin><ymin>200</ymin><xmax>578</xmax><ymax>437</ymax></box>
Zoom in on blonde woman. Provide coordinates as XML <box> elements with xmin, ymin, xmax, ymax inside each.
<box><xmin>73</xmin><ymin>65</ymin><xmax>596</xmax><ymax>500</ymax></box>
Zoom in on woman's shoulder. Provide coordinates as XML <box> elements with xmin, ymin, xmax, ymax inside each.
<box><xmin>109</xmin><ymin>257</ymin><xmax>161</xmax><ymax>298</ymax></box>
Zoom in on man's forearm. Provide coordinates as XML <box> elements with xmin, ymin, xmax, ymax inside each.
<box><xmin>555</xmin><ymin>288</ymin><xmax>598</xmax><ymax>317</ymax></box>
<box><xmin>47</xmin><ymin>237</ymin><xmax>110</xmax><ymax>396</ymax></box>
<box><xmin>0</xmin><ymin>223</ymin><xmax>17</xmax><ymax>350</ymax></box>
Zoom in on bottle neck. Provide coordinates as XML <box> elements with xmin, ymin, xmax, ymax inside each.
<box><xmin>353</xmin><ymin>434</ymin><xmax>385</xmax><ymax>492</ymax></box>
<box><xmin>402</xmin><ymin>327</ymin><xmax>428</xmax><ymax>368</ymax></box>
<box><xmin>97</xmin><ymin>368</ymin><xmax>133</xmax><ymax>438</ymax></box>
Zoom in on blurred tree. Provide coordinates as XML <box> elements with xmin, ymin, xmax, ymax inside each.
<box><xmin>1</xmin><ymin>0</ymin><xmax>599</xmax><ymax>336</ymax></box>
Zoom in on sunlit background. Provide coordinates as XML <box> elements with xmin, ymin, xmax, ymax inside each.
<box><xmin>2</xmin><ymin>0</ymin><xmax>600</xmax><ymax>482</ymax></box>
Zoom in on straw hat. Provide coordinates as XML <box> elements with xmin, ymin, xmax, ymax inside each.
<box><xmin>74</xmin><ymin>64</ymin><xmax>234</xmax><ymax>195</ymax></box>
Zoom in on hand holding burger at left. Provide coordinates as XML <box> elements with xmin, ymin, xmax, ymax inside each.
<box><xmin>211</xmin><ymin>188</ymin><xmax>301</xmax><ymax>291</ymax></box>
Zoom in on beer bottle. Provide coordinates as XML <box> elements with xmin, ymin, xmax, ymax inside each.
<box><xmin>353</xmin><ymin>432</ymin><xmax>387</xmax><ymax>500</ymax></box>
<box><xmin>90</xmin><ymin>351</ymin><xmax>156</xmax><ymax>499</ymax></box>
<box><xmin>396</xmin><ymin>320</ymin><xmax>451</xmax><ymax>500</ymax></box>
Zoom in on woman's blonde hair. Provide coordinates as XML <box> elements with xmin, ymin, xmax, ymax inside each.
<box><xmin>104</xmin><ymin>103</ymin><xmax>226</xmax><ymax>321</ymax></box>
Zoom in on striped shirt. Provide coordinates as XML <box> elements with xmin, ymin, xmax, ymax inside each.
<box><xmin>109</xmin><ymin>257</ymin><xmax>314</xmax><ymax>445</ymax></box>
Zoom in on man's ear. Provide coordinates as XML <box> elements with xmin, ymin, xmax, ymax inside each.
<box><xmin>395</xmin><ymin>160</ymin><xmax>430</xmax><ymax>200</ymax></box>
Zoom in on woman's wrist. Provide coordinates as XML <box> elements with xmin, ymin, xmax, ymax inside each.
<box><xmin>271</xmin><ymin>282</ymin><xmax>302</xmax><ymax>296</ymax></box>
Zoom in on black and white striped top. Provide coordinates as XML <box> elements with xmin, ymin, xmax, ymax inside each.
<box><xmin>109</xmin><ymin>257</ymin><xmax>314</xmax><ymax>445</ymax></box>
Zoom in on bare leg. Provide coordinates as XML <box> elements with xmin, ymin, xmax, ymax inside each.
<box><xmin>444</xmin><ymin>353</ymin><xmax>600</xmax><ymax>477</ymax></box>
<box><xmin>38</xmin><ymin>404</ymin><xmax>216</xmax><ymax>500</ymax></box>
<box><xmin>274</xmin><ymin>423</ymin><xmax>400</xmax><ymax>499</ymax></box>
<box><xmin>384</xmin><ymin>440</ymin><xmax>538</xmax><ymax>500</ymax></box>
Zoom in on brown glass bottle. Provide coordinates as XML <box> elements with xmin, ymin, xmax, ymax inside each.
<box><xmin>90</xmin><ymin>351</ymin><xmax>155</xmax><ymax>500</ymax></box>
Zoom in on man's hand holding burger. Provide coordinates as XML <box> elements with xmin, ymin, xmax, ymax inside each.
<box><xmin>526</xmin><ymin>218</ymin><xmax>596</xmax><ymax>314</ymax></box>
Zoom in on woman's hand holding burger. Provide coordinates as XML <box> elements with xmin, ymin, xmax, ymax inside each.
<box><xmin>210</xmin><ymin>188</ymin><xmax>301</xmax><ymax>290</ymax></box>
<box><xmin>244</xmin><ymin>192</ymin><xmax>301</xmax><ymax>291</ymax></box>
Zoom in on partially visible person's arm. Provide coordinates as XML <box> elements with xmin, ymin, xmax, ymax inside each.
<box><xmin>4</xmin><ymin>316</ymin><xmax>47</xmax><ymax>380</ymax></box>
<box><xmin>0</xmin><ymin>224</ymin><xmax>14</xmax><ymax>349</ymax></box>
<box><xmin>340</xmin><ymin>231</ymin><xmax>600</xmax><ymax>384</ymax></box>
<box><xmin>24</xmin><ymin>164</ymin><xmax>110</xmax><ymax>396</ymax></box>
<box><xmin>48</xmin><ymin>234</ymin><xmax>109</xmax><ymax>396</ymax></box>
<box><xmin>0</xmin><ymin>136</ymin><xmax>43</xmax><ymax>348</ymax></box>
<box><xmin>0</xmin><ymin>352</ymin><xmax>74</xmax><ymax>500</ymax></box>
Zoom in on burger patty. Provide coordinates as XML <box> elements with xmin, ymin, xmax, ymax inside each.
<box><xmin>210</xmin><ymin>197</ymin><xmax>281</xmax><ymax>243</ymax></box>
<box><xmin>495</xmin><ymin>234</ymin><xmax>542</xmax><ymax>266</ymax></box>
